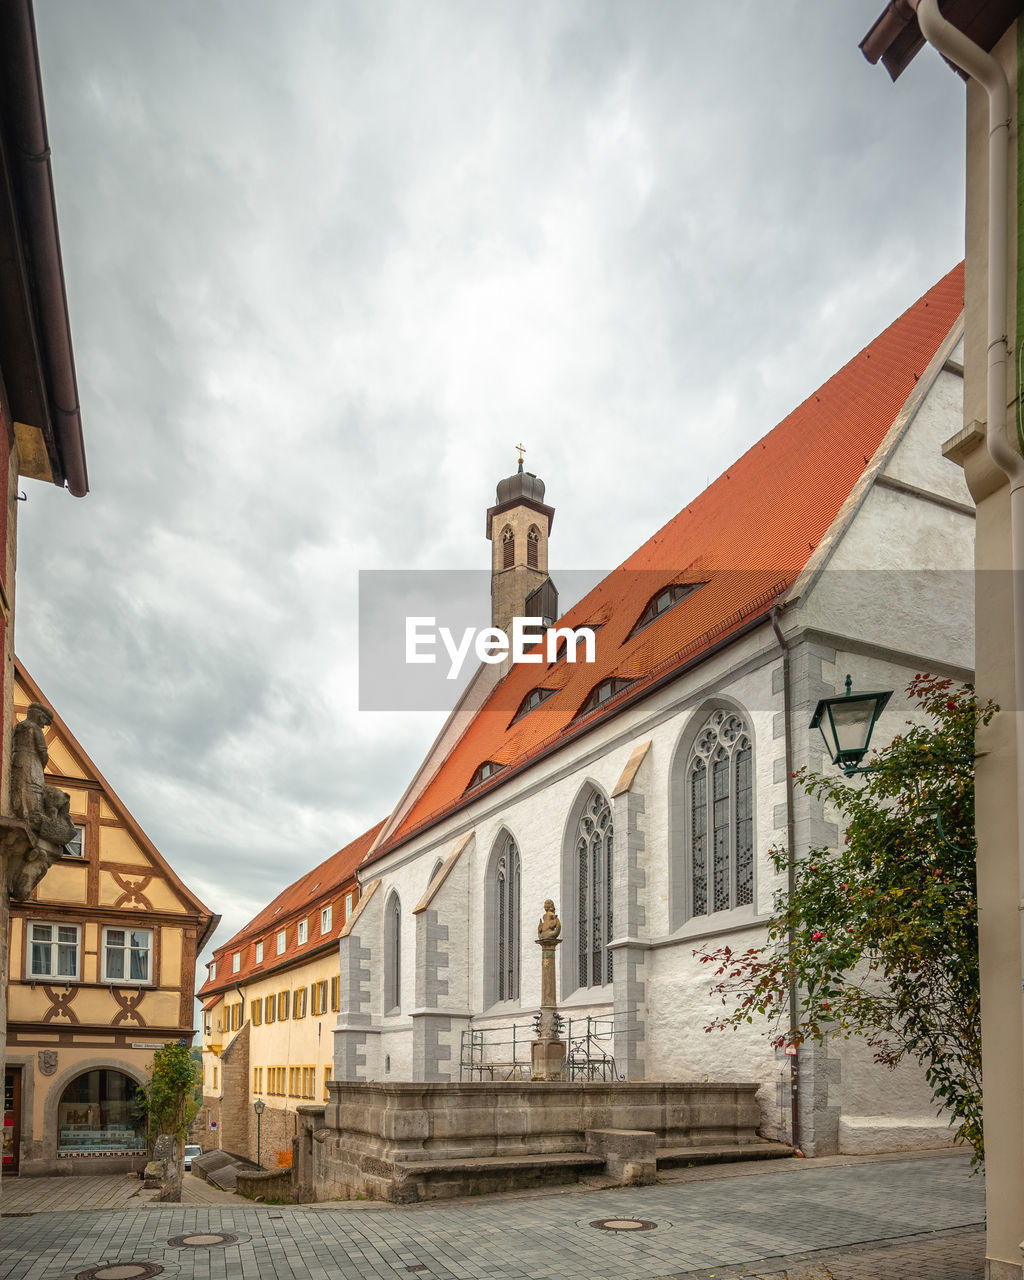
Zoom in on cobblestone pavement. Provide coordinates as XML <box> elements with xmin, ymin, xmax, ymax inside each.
<box><xmin>0</xmin><ymin>1173</ymin><xmax>250</xmax><ymax>1213</ymax></box>
<box><xmin>0</xmin><ymin>1152</ymin><xmax>985</xmax><ymax>1280</ymax></box>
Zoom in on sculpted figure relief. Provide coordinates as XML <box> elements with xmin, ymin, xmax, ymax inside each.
<box><xmin>11</xmin><ymin>703</ymin><xmax>51</xmax><ymax>823</ymax></box>
<box><xmin>537</xmin><ymin>899</ymin><xmax>561</xmax><ymax>941</ymax></box>
<box><xmin>8</xmin><ymin>702</ymin><xmax>76</xmax><ymax>900</ymax></box>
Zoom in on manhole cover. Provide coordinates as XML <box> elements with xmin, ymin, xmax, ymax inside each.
<box><xmin>590</xmin><ymin>1218</ymin><xmax>658</xmax><ymax>1232</ymax></box>
<box><xmin>167</xmin><ymin>1232</ymin><xmax>238</xmax><ymax>1248</ymax></box>
<box><xmin>76</xmin><ymin>1265</ymin><xmax>163</xmax><ymax>1280</ymax></box>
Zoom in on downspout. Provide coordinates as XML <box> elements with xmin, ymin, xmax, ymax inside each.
<box><xmin>770</xmin><ymin>605</ymin><xmax>800</xmax><ymax>1154</ymax></box>
<box><xmin>915</xmin><ymin>0</ymin><xmax>1024</xmax><ymax>1170</ymax></box>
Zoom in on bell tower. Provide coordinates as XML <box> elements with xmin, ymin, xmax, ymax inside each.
<box><xmin>486</xmin><ymin>448</ymin><xmax>557</xmax><ymax>635</ymax></box>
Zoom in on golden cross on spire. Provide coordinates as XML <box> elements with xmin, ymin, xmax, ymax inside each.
<box><xmin>515</xmin><ymin>442</ymin><xmax>526</xmax><ymax>464</ymax></box>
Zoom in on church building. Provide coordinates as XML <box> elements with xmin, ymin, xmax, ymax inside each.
<box><xmin>337</xmin><ymin>263</ymin><xmax>974</xmax><ymax>1157</ymax></box>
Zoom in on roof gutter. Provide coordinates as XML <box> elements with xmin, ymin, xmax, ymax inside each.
<box><xmin>914</xmin><ymin>0</ymin><xmax>1024</xmax><ymax>1188</ymax></box>
<box><xmin>0</xmin><ymin>0</ymin><xmax>87</xmax><ymax>496</ymax></box>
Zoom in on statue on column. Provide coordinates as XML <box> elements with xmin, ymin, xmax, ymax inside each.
<box><xmin>7</xmin><ymin>703</ymin><xmax>76</xmax><ymax>899</ymax></box>
<box><xmin>532</xmin><ymin>899</ymin><xmax>567</xmax><ymax>1082</ymax></box>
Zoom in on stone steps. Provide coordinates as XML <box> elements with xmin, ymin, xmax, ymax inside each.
<box><xmin>390</xmin><ymin>1152</ymin><xmax>605</xmax><ymax>1202</ymax></box>
<box><xmin>657</xmin><ymin>1141</ymin><xmax>796</xmax><ymax>1169</ymax></box>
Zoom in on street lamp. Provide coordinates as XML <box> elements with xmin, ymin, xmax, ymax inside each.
<box><xmin>810</xmin><ymin>674</ymin><xmax>892</xmax><ymax>775</ymax></box>
<box><xmin>253</xmin><ymin>1097</ymin><xmax>265</xmax><ymax>1170</ymax></box>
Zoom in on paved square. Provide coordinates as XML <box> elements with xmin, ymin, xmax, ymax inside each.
<box><xmin>0</xmin><ymin>1152</ymin><xmax>986</xmax><ymax>1280</ymax></box>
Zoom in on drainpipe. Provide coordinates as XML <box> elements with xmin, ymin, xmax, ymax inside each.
<box><xmin>770</xmin><ymin>606</ymin><xmax>800</xmax><ymax>1154</ymax></box>
<box><xmin>915</xmin><ymin>0</ymin><xmax>1024</xmax><ymax>1185</ymax></box>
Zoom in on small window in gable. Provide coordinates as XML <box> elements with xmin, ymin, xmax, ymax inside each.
<box><xmin>628</xmin><ymin>582</ymin><xmax>704</xmax><ymax>638</ymax></box>
<box><xmin>502</xmin><ymin>525</ymin><xmax>515</xmax><ymax>569</ymax></box>
<box><xmin>526</xmin><ymin>526</ymin><xmax>540</xmax><ymax>568</ymax></box>
<box><xmin>63</xmin><ymin>824</ymin><xmax>85</xmax><ymax>858</ymax></box>
<box><xmin>512</xmin><ymin>686</ymin><xmax>556</xmax><ymax>724</ymax></box>
<box><xmin>576</xmin><ymin>677</ymin><xmax>636</xmax><ymax>719</ymax></box>
<box><xmin>465</xmin><ymin>760</ymin><xmax>505</xmax><ymax>793</ymax></box>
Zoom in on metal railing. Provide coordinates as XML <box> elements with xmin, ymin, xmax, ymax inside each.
<box><xmin>459</xmin><ymin>1010</ymin><xmax>636</xmax><ymax>1082</ymax></box>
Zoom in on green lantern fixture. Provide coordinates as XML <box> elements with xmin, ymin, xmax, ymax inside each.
<box><xmin>253</xmin><ymin>1096</ymin><xmax>265</xmax><ymax>1169</ymax></box>
<box><xmin>809</xmin><ymin>674</ymin><xmax>893</xmax><ymax>775</ymax></box>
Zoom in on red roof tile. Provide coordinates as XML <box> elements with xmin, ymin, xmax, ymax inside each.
<box><xmin>197</xmin><ymin>819</ymin><xmax>385</xmax><ymax>995</ymax></box>
<box><xmin>373</xmin><ymin>264</ymin><xmax>965</xmax><ymax>859</ymax></box>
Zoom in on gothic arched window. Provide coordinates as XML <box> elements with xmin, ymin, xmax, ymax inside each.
<box><xmin>502</xmin><ymin>525</ymin><xmax>515</xmax><ymax>569</ymax></box>
<box><xmin>384</xmin><ymin>892</ymin><xmax>401</xmax><ymax>1012</ymax></box>
<box><xmin>576</xmin><ymin>790</ymin><xmax>614</xmax><ymax>988</ymax></box>
<box><xmin>494</xmin><ymin>837</ymin><xmax>521</xmax><ymax>1002</ymax></box>
<box><xmin>526</xmin><ymin>525</ymin><xmax>540</xmax><ymax>569</ymax></box>
<box><xmin>687</xmin><ymin>710</ymin><xmax>753</xmax><ymax>917</ymax></box>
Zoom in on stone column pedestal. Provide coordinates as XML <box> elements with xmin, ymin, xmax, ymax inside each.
<box><xmin>531</xmin><ymin>931</ymin><xmax>566</xmax><ymax>1082</ymax></box>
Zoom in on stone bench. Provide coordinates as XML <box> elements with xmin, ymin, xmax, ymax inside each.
<box><xmin>656</xmin><ymin>1140</ymin><xmax>796</xmax><ymax>1169</ymax></box>
<box><xmin>389</xmin><ymin>1151</ymin><xmax>605</xmax><ymax>1202</ymax></box>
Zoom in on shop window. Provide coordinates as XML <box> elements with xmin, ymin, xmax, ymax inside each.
<box><xmin>58</xmin><ymin>1070</ymin><xmax>145</xmax><ymax>1155</ymax></box>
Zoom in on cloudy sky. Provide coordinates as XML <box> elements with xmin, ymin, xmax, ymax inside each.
<box><xmin>22</xmin><ymin>1</ymin><xmax>964</xmax><ymax>967</ymax></box>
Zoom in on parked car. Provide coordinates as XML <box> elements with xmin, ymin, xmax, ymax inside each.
<box><xmin>183</xmin><ymin>1144</ymin><xmax>202</xmax><ymax>1171</ymax></box>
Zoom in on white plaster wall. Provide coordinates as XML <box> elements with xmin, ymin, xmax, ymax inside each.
<box><xmin>883</xmin><ymin>342</ymin><xmax>968</xmax><ymax>503</ymax></box>
<box><xmin>805</xmin><ymin>487</ymin><xmax>973</xmax><ymax>670</ymax></box>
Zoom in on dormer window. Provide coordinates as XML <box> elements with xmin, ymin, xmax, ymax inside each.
<box><xmin>466</xmin><ymin>760</ymin><xmax>505</xmax><ymax>793</ymax></box>
<box><xmin>254</xmin><ymin>940</ymin><xmax>263</xmax><ymax>965</ymax></box>
<box><xmin>550</xmin><ymin>625</ymin><xmax>601</xmax><ymax>666</ymax></box>
<box><xmin>527</xmin><ymin>526</ymin><xmax>540</xmax><ymax>569</ymax></box>
<box><xmin>502</xmin><ymin>526</ymin><xmax>515</xmax><ymax>569</ymax></box>
<box><xmin>512</xmin><ymin>686</ymin><xmax>556</xmax><ymax>724</ymax></box>
<box><xmin>576</xmin><ymin>677</ymin><xmax>636</xmax><ymax>718</ymax></box>
<box><xmin>628</xmin><ymin>582</ymin><xmax>704</xmax><ymax>638</ymax></box>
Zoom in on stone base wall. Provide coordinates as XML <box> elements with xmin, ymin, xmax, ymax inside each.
<box><xmin>310</xmin><ymin>1080</ymin><xmax>763</xmax><ymax>1202</ymax></box>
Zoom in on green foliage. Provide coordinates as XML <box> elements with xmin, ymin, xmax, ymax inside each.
<box><xmin>699</xmin><ymin>675</ymin><xmax>994</xmax><ymax>1163</ymax></box>
<box><xmin>139</xmin><ymin>1042</ymin><xmax>201</xmax><ymax>1145</ymax></box>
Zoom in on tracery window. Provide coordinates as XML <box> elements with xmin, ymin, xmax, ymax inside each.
<box><xmin>576</xmin><ymin>790</ymin><xmax>614</xmax><ymax>988</ymax></box>
<box><xmin>494</xmin><ymin>836</ymin><xmax>521</xmax><ymax>1002</ymax></box>
<box><xmin>687</xmin><ymin>710</ymin><xmax>754</xmax><ymax>918</ymax></box>
<box><xmin>502</xmin><ymin>525</ymin><xmax>515</xmax><ymax>569</ymax></box>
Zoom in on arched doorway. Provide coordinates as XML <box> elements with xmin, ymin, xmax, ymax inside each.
<box><xmin>57</xmin><ymin>1069</ymin><xmax>146</xmax><ymax>1155</ymax></box>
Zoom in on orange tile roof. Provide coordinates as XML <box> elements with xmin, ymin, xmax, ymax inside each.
<box><xmin>373</xmin><ymin>263</ymin><xmax>964</xmax><ymax>859</ymax></box>
<box><xmin>197</xmin><ymin>819</ymin><xmax>385</xmax><ymax>995</ymax></box>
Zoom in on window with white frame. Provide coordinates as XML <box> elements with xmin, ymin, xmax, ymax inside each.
<box><xmin>276</xmin><ymin>930</ymin><xmax>286</xmax><ymax>955</ymax></box>
<box><xmin>102</xmin><ymin>927</ymin><xmax>153</xmax><ymax>984</ymax></box>
<box><xmin>686</xmin><ymin>709</ymin><xmax>754</xmax><ymax>918</ymax></box>
<box><xmin>209</xmin><ymin>961</ymin><xmax>216</xmax><ymax>980</ymax></box>
<box><xmin>255</xmin><ymin>940</ymin><xmax>263</xmax><ymax>964</ymax></box>
<box><xmin>493</xmin><ymin>836</ymin><xmax>521</xmax><ymax>1002</ymax></box>
<box><xmin>344</xmin><ymin>892</ymin><xmax>354</xmax><ymax>919</ymax></box>
<box><xmin>63</xmin><ymin>824</ymin><xmax>85</xmax><ymax>858</ymax></box>
<box><xmin>232</xmin><ymin>952</ymin><xmax>240</xmax><ymax>973</ymax></box>
<box><xmin>297</xmin><ymin>919</ymin><xmax>307</xmax><ymax>945</ymax></box>
<box><xmin>575</xmin><ymin>790</ymin><xmax>614</xmax><ymax>989</ymax></box>
<box><xmin>28</xmin><ymin>922</ymin><xmax>80</xmax><ymax>980</ymax></box>
<box><xmin>320</xmin><ymin>905</ymin><xmax>332</xmax><ymax>934</ymax></box>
